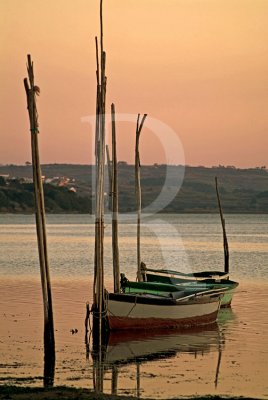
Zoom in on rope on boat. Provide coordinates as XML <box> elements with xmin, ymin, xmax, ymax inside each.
<box><xmin>107</xmin><ymin>293</ymin><xmax>138</xmax><ymax>318</ymax></box>
<box><xmin>90</xmin><ymin>290</ymin><xmax>109</xmax><ymax>319</ymax></box>
<box><xmin>125</xmin><ymin>295</ymin><xmax>138</xmax><ymax>317</ymax></box>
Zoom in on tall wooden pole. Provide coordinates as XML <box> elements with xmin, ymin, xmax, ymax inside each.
<box><xmin>24</xmin><ymin>54</ymin><xmax>55</xmax><ymax>386</ymax></box>
<box><xmin>111</xmin><ymin>103</ymin><xmax>120</xmax><ymax>292</ymax></box>
<box><xmin>215</xmin><ymin>177</ymin><xmax>229</xmax><ymax>274</ymax></box>
<box><xmin>135</xmin><ymin>114</ymin><xmax>147</xmax><ymax>282</ymax></box>
<box><xmin>93</xmin><ymin>0</ymin><xmax>107</xmax><ymax>341</ymax></box>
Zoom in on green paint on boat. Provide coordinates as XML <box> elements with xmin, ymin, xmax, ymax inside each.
<box><xmin>123</xmin><ymin>281</ymin><xmax>187</xmax><ymax>299</ymax></box>
<box><xmin>121</xmin><ymin>280</ymin><xmax>230</xmax><ymax>302</ymax></box>
<box><xmin>142</xmin><ymin>273</ymin><xmax>238</xmax><ymax>307</ymax></box>
<box><xmin>220</xmin><ymin>291</ymin><xmax>235</xmax><ymax>307</ymax></box>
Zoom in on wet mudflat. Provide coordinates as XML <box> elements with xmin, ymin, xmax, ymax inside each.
<box><xmin>0</xmin><ymin>279</ymin><xmax>267</xmax><ymax>399</ymax></box>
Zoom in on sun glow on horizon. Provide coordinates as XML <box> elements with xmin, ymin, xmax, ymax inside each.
<box><xmin>0</xmin><ymin>0</ymin><xmax>268</xmax><ymax>168</ymax></box>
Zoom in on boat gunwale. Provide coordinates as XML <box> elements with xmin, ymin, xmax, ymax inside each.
<box><xmin>143</xmin><ymin>268</ymin><xmax>229</xmax><ymax>279</ymax></box>
<box><xmin>108</xmin><ymin>292</ymin><xmax>221</xmax><ymax>306</ymax></box>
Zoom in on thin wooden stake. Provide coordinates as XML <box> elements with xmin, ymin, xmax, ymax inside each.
<box><xmin>106</xmin><ymin>144</ymin><xmax>112</xmax><ymax>210</ymax></box>
<box><xmin>111</xmin><ymin>103</ymin><xmax>120</xmax><ymax>292</ymax></box>
<box><xmin>135</xmin><ymin>113</ymin><xmax>147</xmax><ymax>281</ymax></box>
<box><xmin>215</xmin><ymin>177</ymin><xmax>229</xmax><ymax>274</ymax></box>
<box><xmin>24</xmin><ymin>54</ymin><xmax>55</xmax><ymax>386</ymax></box>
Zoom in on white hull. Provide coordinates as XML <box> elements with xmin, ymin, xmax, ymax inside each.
<box><xmin>107</xmin><ymin>294</ymin><xmax>220</xmax><ymax>330</ymax></box>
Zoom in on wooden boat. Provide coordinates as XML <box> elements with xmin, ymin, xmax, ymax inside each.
<box><xmin>139</xmin><ymin>268</ymin><xmax>238</xmax><ymax>307</ymax></box>
<box><xmin>131</xmin><ymin>177</ymin><xmax>239</xmax><ymax>308</ymax></box>
<box><xmin>181</xmin><ymin>280</ymin><xmax>238</xmax><ymax>307</ymax></box>
<box><xmin>107</xmin><ymin>288</ymin><xmax>222</xmax><ymax>330</ymax></box>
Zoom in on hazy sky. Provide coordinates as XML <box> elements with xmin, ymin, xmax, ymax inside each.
<box><xmin>1</xmin><ymin>0</ymin><xmax>268</xmax><ymax>167</ymax></box>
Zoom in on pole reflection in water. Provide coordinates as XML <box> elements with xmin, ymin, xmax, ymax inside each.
<box><xmin>89</xmin><ymin>309</ymin><xmax>236</xmax><ymax>398</ymax></box>
<box><xmin>214</xmin><ymin>307</ymin><xmax>236</xmax><ymax>389</ymax></box>
<box><xmin>111</xmin><ymin>366</ymin><xmax>119</xmax><ymax>395</ymax></box>
<box><xmin>43</xmin><ymin>349</ymin><xmax>55</xmax><ymax>387</ymax></box>
<box><xmin>214</xmin><ymin>342</ymin><xmax>222</xmax><ymax>389</ymax></box>
<box><xmin>91</xmin><ymin>332</ymin><xmax>108</xmax><ymax>393</ymax></box>
<box><xmin>136</xmin><ymin>362</ymin><xmax>141</xmax><ymax>399</ymax></box>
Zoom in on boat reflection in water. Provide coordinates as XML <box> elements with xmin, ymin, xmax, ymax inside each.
<box><xmin>91</xmin><ymin>308</ymin><xmax>236</xmax><ymax>397</ymax></box>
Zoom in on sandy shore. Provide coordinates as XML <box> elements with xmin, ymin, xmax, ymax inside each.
<box><xmin>0</xmin><ymin>386</ymin><xmax>261</xmax><ymax>400</ymax></box>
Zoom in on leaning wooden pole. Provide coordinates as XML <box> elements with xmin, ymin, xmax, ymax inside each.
<box><xmin>215</xmin><ymin>177</ymin><xmax>229</xmax><ymax>274</ymax></box>
<box><xmin>111</xmin><ymin>103</ymin><xmax>120</xmax><ymax>292</ymax></box>
<box><xmin>135</xmin><ymin>113</ymin><xmax>147</xmax><ymax>282</ymax></box>
<box><xmin>24</xmin><ymin>54</ymin><xmax>55</xmax><ymax>384</ymax></box>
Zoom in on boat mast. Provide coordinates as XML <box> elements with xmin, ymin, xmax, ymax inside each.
<box><xmin>215</xmin><ymin>177</ymin><xmax>229</xmax><ymax>274</ymax></box>
<box><xmin>135</xmin><ymin>113</ymin><xmax>147</xmax><ymax>282</ymax></box>
<box><xmin>111</xmin><ymin>103</ymin><xmax>120</xmax><ymax>292</ymax></box>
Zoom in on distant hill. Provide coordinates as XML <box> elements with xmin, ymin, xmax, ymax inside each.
<box><xmin>0</xmin><ymin>178</ymin><xmax>91</xmax><ymax>214</ymax></box>
<box><xmin>0</xmin><ymin>164</ymin><xmax>267</xmax><ymax>213</ymax></box>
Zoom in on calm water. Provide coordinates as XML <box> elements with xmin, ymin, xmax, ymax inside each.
<box><xmin>0</xmin><ymin>213</ymin><xmax>268</xmax><ymax>398</ymax></box>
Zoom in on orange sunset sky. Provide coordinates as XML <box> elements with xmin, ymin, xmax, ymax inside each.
<box><xmin>0</xmin><ymin>0</ymin><xmax>268</xmax><ymax>167</ymax></box>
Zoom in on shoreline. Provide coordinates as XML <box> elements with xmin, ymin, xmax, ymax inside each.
<box><xmin>1</xmin><ymin>211</ymin><xmax>268</xmax><ymax>215</ymax></box>
<box><xmin>0</xmin><ymin>386</ymin><xmax>263</xmax><ymax>400</ymax></box>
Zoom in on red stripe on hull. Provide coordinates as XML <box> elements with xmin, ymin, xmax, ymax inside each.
<box><xmin>108</xmin><ymin>310</ymin><xmax>218</xmax><ymax>331</ymax></box>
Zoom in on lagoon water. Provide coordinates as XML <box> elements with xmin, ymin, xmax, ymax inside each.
<box><xmin>0</xmin><ymin>214</ymin><xmax>268</xmax><ymax>398</ymax></box>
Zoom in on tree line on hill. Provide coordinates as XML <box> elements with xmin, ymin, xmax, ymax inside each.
<box><xmin>0</xmin><ymin>164</ymin><xmax>267</xmax><ymax>213</ymax></box>
<box><xmin>0</xmin><ymin>178</ymin><xmax>91</xmax><ymax>213</ymax></box>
